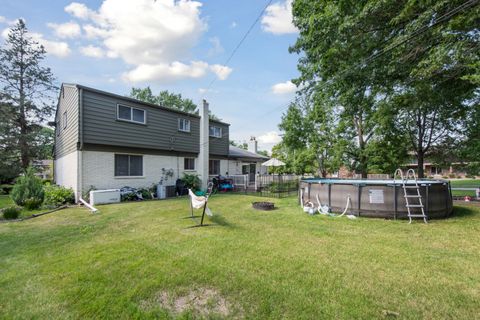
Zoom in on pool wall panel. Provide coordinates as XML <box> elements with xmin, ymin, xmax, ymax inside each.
<box><xmin>300</xmin><ymin>179</ymin><xmax>453</xmax><ymax>220</ymax></box>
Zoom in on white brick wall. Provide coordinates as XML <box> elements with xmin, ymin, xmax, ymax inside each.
<box><xmin>54</xmin><ymin>151</ymin><xmax>79</xmax><ymax>197</ymax></box>
<box><xmin>81</xmin><ymin>151</ymin><xmax>198</xmax><ymax>192</ymax></box>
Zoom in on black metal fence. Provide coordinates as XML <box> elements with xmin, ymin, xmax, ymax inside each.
<box><xmin>252</xmin><ymin>174</ymin><xmax>299</xmax><ymax>198</ymax></box>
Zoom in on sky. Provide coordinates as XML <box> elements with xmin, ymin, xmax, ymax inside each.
<box><xmin>0</xmin><ymin>0</ymin><xmax>301</xmax><ymax>152</ymax></box>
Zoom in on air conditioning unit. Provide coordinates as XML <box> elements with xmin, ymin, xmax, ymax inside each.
<box><xmin>90</xmin><ymin>189</ymin><xmax>121</xmax><ymax>206</ymax></box>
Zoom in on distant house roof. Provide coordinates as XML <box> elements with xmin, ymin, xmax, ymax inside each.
<box><xmin>228</xmin><ymin>146</ymin><xmax>269</xmax><ymax>161</ymax></box>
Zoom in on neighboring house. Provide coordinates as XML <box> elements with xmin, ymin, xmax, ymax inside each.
<box><xmin>32</xmin><ymin>160</ymin><xmax>53</xmax><ymax>180</ymax></box>
<box><xmin>53</xmin><ymin>84</ymin><xmax>268</xmax><ymax>201</ymax></box>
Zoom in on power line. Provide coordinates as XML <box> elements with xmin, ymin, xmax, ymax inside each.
<box><xmin>257</xmin><ymin>0</ymin><xmax>478</xmax><ymax>119</ymax></box>
<box><xmin>201</xmin><ymin>0</ymin><xmax>274</xmax><ymax>95</ymax></box>
<box><xmin>364</xmin><ymin>0</ymin><xmax>478</xmax><ymax>65</ymax></box>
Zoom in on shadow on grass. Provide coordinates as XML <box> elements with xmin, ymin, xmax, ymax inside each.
<box><xmin>451</xmin><ymin>205</ymin><xmax>479</xmax><ymax>219</ymax></box>
<box><xmin>208</xmin><ymin>214</ymin><xmax>236</xmax><ymax>228</ymax></box>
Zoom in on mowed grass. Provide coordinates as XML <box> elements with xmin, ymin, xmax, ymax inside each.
<box><xmin>449</xmin><ymin>179</ymin><xmax>479</xmax><ymax>197</ymax></box>
<box><xmin>0</xmin><ymin>195</ymin><xmax>479</xmax><ymax>319</ymax></box>
<box><xmin>0</xmin><ymin>195</ymin><xmax>13</xmax><ymax>208</ymax></box>
<box><xmin>0</xmin><ymin>195</ymin><xmax>48</xmax><ymax>219</ymax></box>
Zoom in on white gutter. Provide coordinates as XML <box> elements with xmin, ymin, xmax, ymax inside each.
<box><xmin>79</xmin><ymin>197</ymin><xmax>98</xmax><ymax>213</ymax></box>
<box><xmin>77</xmin><ymin>88</ymin><xmax>84</xmax><ymax>202</ymax></box>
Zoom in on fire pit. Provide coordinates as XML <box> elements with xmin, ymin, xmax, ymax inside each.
<box><xmin>252</xmin><ymin>202</ymin><xmax>275</xmax><ymax>211</ymax></box>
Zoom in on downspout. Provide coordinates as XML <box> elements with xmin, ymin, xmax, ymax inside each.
<box><xmin>77</xmin><ymin>88</ymin><xmax>84</xmax><ymax>202</ymax></box>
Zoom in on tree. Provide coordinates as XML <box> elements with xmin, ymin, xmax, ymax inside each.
<box><xmin>130</xmin><ymin>87</ymin><xmax>221</xmax><ymax>120</ymax></box>
<box><xmin>230</xmin><ymin>140</ymin><xmax>248</xmax><ymax>149</ymax></box>
<box><xmin>0</xmin><ymin>20</ymin><xmax>56</xmax><ymax>171</ymax></box>
<box><xmin>382</xmin><ymin>1</ymin><xmax>479</xmax><ymax>177</ymax></box>
<box><xmin>290</xmin><ymin>1</ymin><xmax>390</xmax><ymax>178</ymax></box>
<box><xmin>33</xmin><ymin>127</ymin><xmax>54</xmax><ymax>160</ymax></box>
<box><xmin>278</xmin><ymin>95</ymin><xmax>342</xmax><ymax>177</ymax></box>
<box><xmin>290</xmin><ymin>0</ymin><xmax>479</xmax><ymax>178</ymax></box>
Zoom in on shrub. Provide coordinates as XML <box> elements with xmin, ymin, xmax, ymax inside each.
<box><xmin>181</xmin><ymin>173</ymin><xmax>202</xmax><ymax>191</ymax></box>
<box><xmin>11</xmin><ymin>168</ymin><xmax>44</xmax><ymax>209</ymax></box>
<box><xmin>0</xmin><ymin>184</ymin><xmax>14</xmax><ymax>195</ymax></box>
<box><xmin>121</xmin><ymin>192</ymin><xmax>137</xmax><ymax>202</ymax></box>
<box><xmin>138</xmin><ymin>187</ymin><xmax>153</xmax><ymax>200</ymax></box>
<box><xmin>44</xmin><ymin>184</ymin><xmax>75</xmax><ymax>207</ymax></box>
<box><xmin>24</xmin><ymin>198</ymin><xmax>44</xmax><ymax>210</ymax></box>
<box><xmin>2</xmin><ymin>206</ymin><xmax>21</xmax><ymax>220</ymax></box>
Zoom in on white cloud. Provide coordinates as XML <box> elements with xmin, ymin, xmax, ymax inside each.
<box><xmin>209</xmin><ymin>64</ymin><xmax>232</xmax><ymax>80</ymax></box>
<box><xmin>1</xmin><ymin>26</ymin><xmax>70</xmax><ymax>58</ymax></box>
<box><xmin>208</xmin><ymin>37</ymin><xmax>224</xmax><ymax>56</ymax></box>
<box><xmin>261</xmin><ymin>0</ymin><xmax>298</xmax><ymax>35</ymax></box>
<box><xmin>32</xmin><ymin>34</ymin><xmax>71</xmax><ymax>57</ymax></box>
<box><xmin>271</xmin><ymin>80</ymin><xmax>297</xmax><ymax>94</ymax></box>
<box><xmin>258</xmin><ymin>131</ymin><xmax>282</xmax><ymax>151</ymax></box>
<box><xmin>65</xmin><ymin>2</ymin><xmax>98</xmax><ymax>21</ymax></box>
<box><xmin>82</xmin><ymin>24</ymin><xmax>108</xmax><ymax>39</ymax></box>
<box><xmin>64</xmin><ymin>0</ymin><xmax>229</xmax><ymax>83</ymax></box>
<box><xmin>80</xmin><ymin>45</ymin><xmax>105</xmax><ymax>58</ymax></box>
<box><xmin>122</xmin><ymin>61</ymin><xmax>210</xmax><ymax>83</ymax></box>
<box><xmin>47</xmin><ymin>21</ymin><xmax>81</xmax><ymax>38</ymax></box>
<box><xmin>0</xmin><ymin>16</ymin><xmax>17</xmax><ymax>25</ymax></box>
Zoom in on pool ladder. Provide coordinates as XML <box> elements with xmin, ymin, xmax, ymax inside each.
<box><xmin>394</xmin><ymin>169</ymin><xmax>428</xmax><ymax>224</ymax></box>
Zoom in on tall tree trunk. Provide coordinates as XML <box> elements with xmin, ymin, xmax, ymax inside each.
<box><xmin>19</xmin><ymin>71</ymin><xmax>29</xmax><ymax>169</ymax></box>
<box><xmin>417</xmin><ymin>150</ymin><xmax>425</xmax><ymax>178</ymax></box>
<box><xmin>356</xmin><ymin>117</ymin><xmax>368</xmax><ymax>179</ymax></box>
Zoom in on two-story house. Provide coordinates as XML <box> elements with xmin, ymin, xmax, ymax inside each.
<box><xmin>54</xmin><ymin>84</ymin><xmax>268</xmax><ymax>201</ymax></box>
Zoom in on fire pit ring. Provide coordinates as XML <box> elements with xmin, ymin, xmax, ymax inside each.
<box><xmin>252</xmin><ymin>202</ymin><xmax>275</xmax><ymax>211</ymax></box>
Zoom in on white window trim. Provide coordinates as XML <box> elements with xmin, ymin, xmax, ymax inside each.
<box><xmin>114</xmin><ymin>153</ymin><xmax>144</xmax><ymax>178</ymax></box>
<box><xmin>209</xmin><ymin>125</ymin><xmax>222</xmax><ymax>138</ymax></box>
<box><xmin>116</xmin><ymin>104</ymin><xmax>147</xmax><ymax>125</ymax></box>
<box><xmin>178</xmin><ymin>118</ymin><xmax>191</xmax><ymax>133</ymax></box>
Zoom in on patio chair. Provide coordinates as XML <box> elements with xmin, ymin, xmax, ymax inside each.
<box><xmin>187</xmin><ymin>182</ymin><xmax>214</xmax><ymax>227</ymax></box>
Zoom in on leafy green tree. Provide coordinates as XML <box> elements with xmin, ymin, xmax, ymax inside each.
<box><xmin>290</xmin><ymin>0</ymin><xmax>479</xmax><ymax>178</ymax></box>
<box><xmin>0</xmin><ymin>20</ymin><xmax>56</xmax><ymax>171</ymax></box>
<box><xmin>229</xmin><ymin>140</ymin><xmax>248</xmax><ymax>150</ymax></box>
<box><xmin>33</xmin><ymin>127</ymin><xmax>54</xmax><ymax>160</ymax></box>
<box><xmin>383</xmin><ymin>0</ymin><xmax>479</xmax><ymax>177</ymax></box>
<box><xmin>278</xmin><ymin>94</ymin><xmax>342</xmax><ymax>177</ymax></box>
<box><xmin>130</xmin><ymin>87</ymin><xmax>220</xmax><ymax>120</ymax></box>
<box><xmin>290</xmin><ymin>1</ymin><xmax>389</xmax><ymax>177</ymax></box>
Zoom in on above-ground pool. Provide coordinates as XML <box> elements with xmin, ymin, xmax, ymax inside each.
<box><xmin>300</xmin><ymin>178</ymin><xmax>453</xmax><ymax>219</ymax></box>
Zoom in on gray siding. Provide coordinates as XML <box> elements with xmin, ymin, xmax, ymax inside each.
<box><xmin>55</xmin><ymin>85</ymin><xmax>79</xmax><ymax>158</ymax></box>
<box><xmin>81</xmin><ymin>89</ymin><xmax>200</xmax><ymax>153</ymax></box>
<box><xmin>209</xmin><ymin>121</ymin><xmax>229</xmax><ymax>156</ymax></box>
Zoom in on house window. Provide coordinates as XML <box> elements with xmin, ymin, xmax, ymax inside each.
<box><xmin>63</xmin><ymin>111</ymin><xmax>67</xmax><ymax>129</ymax></box>
<box><xmin>184</xmin><ymin>158</ymin><xmax>195</xmax><ymax>170</ymax></box>
<box><xmin>178</xmin><ymin>118</ymin><xmax>191</xmax><ymax>132</ymax></box>
<box><xmin>209</xmin><ymin>159</ymin><xmax>220</xmax><ymax>175</ymax></box>
<box><xmin>114</xmin><ymin>154</ymin><xmax>143</xmax><ymax>177</ymax></box>
<box><xmin>209</xmin><ymin>126</ymin><xmax>222</xmax><ymax>138</ymax></box>
<box><xmin>56</xmin><ymin>121</ymin><xmax>60</xmax><ymax>136</ymax></box>
<box><xmin>117</xmin><ymin>104</ymin><xmax>146</xmax><ymax>124</ymax></box>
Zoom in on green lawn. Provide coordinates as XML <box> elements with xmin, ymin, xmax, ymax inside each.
<box><xmin>0</xmin><ymin>194</ymin><xmax>12</xmax><ymax>208</ymax></box>
<box><xmin>449</xmin><ymin>179</ymin><xmax>479</xmax><ymax>197</ymax></box>
<box><xmin>0</xmin><ymin>195</ymin><xmax>48</xmax><ymax>219</ymax></box>
<box><xmin>0</xmin><ymin>195</ymin><xmax>479</xmax><ymax>319</ymax></box>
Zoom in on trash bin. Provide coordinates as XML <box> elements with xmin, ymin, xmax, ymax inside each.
<box><xmin>156</xmin><ymin>184</ymin><xmax>166</xmax><ymax>199</ymax></box>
